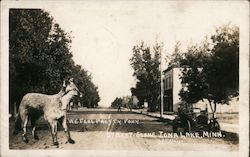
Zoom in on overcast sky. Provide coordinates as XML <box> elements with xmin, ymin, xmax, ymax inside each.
<box><xmin>44</xmin><ymin>1</ymin><xmax>247</xmax><ymax>107</ymax></box>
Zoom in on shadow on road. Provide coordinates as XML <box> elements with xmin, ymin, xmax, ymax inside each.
<box><xmin>67</xmin><ymin>110</ymin><xmax>134</xmax><ymax>115</ymax></box>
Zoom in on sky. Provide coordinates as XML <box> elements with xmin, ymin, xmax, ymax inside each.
<box><xmin>43</xmin><ymin>1</ymin><xmax>247</xmax><ymax>107</ymax></box>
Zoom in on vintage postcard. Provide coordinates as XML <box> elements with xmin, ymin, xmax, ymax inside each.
<box><xmin>1</xmin><ymin>0</ymin><xmax>249</xmax><ymax>157</ymax></box>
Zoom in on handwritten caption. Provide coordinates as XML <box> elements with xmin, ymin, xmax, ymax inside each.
<box><xmin>67</xmin><ymin>118</ymin><xmax>140</xmax><ymax>125</ymax></box>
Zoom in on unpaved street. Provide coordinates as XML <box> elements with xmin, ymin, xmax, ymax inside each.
<box><xmin>9</xmin><ymin>109</ymin><xmax>238</xmax><ymax>151</ymax></box>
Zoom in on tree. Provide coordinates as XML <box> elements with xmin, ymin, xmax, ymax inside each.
<box><xmin>110</xmin><ymin>96</ymin><xmax>134</xmax><ymax>110</ymax></box>
<box><xmin>111</xmin><ymin>97</ymin><xmax>123</xmax><ymax>109</ymax></box>
<box><xmin>9</xmin><ymin>9</ymin><xmax>100</xmax><ymax>114</ymax></box>
<box><xmin>179</xmin><ymin>24</ymin><xmax>239</xmax><ymax>117</ymax></box>
<box><xmin>179</xmin><ymin>42</ymin><xmax>211</xmax><ymax>104</ymax></box>
<box><xmin>71</xmin><ymin>66</ymin><xmax>100</xmax><ymax>108</ymax></box>
<box><xmin>204</xmin><ymin>25</ymin><xmax>239</xmax><ymax>114</ymax></box>
<box><xmin>209</xmin><ymin>24</ymin><xmax>239</xmax><ymax>96</ymax></box>
<box><xmin>166</xmin><ymin>41</ymin><xmax>184</xmax><ymax>68</ymax></box>
<box><xmin>129</xmin><ymin>42</ymin><xmax>161</xmax><ymax>112</ymax></box>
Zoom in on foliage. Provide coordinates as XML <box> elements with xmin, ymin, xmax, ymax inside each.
<box><xmin>129</xmin><ymin>42</ymin><xmax>161</xmax><ymax>112</ymax></box>
<box><xmin>166</xmin><ymin>41</ymin><xmax>184</xmax><ymax>68</ymax></box>
<box><xmin>9</xmin><ymin>9</ymin><xmax>100</xmax><ymax>112</ymax></box>
<box><xmin>111</xmin><ymin>97</ymin><xmax>123</xmax><ymax>109</ymax></box>
<box><xmin>111</xmin><ymin>96</ymin><xmax>134</xmax><ymax>109</ymax></box>
<box><xmin>70</xmin><ymin>65</ymin><xmax>100</xmax><ymax>108</ymax></box>
<box><xmin>178</xmin><ymin>24</ymin><xmax>239</xmax><ymax>114</ymax></box>
<box><xmin>179</xmin><ymin>41</ymin><xmax>211</xmax><ymax>103</ymax></box>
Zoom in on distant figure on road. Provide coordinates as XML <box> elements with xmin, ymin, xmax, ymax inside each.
<box><xmin>118</xmin><ymin>104</ymin><xmax>122</xmax><ymax>112</ymax></box>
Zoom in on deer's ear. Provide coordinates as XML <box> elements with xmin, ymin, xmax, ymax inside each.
<box><xmin>63</xmin><ymin>80</ymin><xmax>67</xmax><ymax>87</ymax></box>
<box><xmin>69</xmin><ymin>78</ymin><xmax>74</xmax><ymax>83</ymax></box>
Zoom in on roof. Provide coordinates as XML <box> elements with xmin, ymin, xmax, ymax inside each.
<box><xmin>163</xmin><ymin>66</ymin><xmax>181</xmax><ymax>73</ymax></box>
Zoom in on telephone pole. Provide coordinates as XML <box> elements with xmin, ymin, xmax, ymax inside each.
<box><xmin>160</xmin><ymin>46</ymin><xmax>164</xmax><ymax>118</ymax></box>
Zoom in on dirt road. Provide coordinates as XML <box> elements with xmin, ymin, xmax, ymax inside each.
<box><xmin>9</xmin><ymin>109</ymin><xmax>238</xmax><ymax>151</ymax></box>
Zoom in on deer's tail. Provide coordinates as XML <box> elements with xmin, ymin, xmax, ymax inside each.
<box><xmin>13</xmin><ymin>113</ymin><xmax>22</xmax><ymax>135</ymax></box>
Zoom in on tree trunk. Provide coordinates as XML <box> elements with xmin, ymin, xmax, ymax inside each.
<box><xmin>149</xmin><ymin>97</ymin><xmax>157</xmax><ymax>112</ymax></box>
<box><xmin>213</xmin><ymin>102</ymin><xmax>217</xmax><ymax>118</ymax></box>
<box><xmin>208</xmin><ymin>99</ymin><xmax>214</xmax><ymax>119</ymax></box>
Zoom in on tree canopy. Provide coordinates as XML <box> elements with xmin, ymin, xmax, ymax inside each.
<box><xmin>9</xmin><ymin>9</ymin><xmax>100</xmax><ymax>113</ymax></box>
<box><xmin>174</xmin><ymin>24</ymin><xmax>239</xmax><ymax>114</ymax></box>
<box><xmin>111</xmin><ymin>96</ymin><xmax>133</xmax><ymax>109</ymax></box>
<box><xmin>111</xmin><ymin>97</ymin><xmax>123</xmax><ymax>109</ymax></box>
<box><xmin>130</xmin><ymin>42</ymin><xmax>161</xmax><ymax>112</ymax></box>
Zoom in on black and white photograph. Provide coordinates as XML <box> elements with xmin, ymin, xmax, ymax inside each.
<box><xmin>0</xmin><ymin>1</ymin><xmax>249</xmax><ymax>157</ymax></box>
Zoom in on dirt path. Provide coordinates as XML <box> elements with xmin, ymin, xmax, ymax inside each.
<box><xmin>9</xmin><ymin>109</ymin><xmax>238</xmax><ymax>151</ymax></box>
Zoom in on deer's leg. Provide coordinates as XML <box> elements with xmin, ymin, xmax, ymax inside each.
<box><xmin>20</xmin><ymin>109</ymin><xmax>29</xmax><ymax>143</ymax></box>
<box><xmin>58</xmin><ymin>116</ymin><xmax>75</xmax><ymax>144</ymax></box>
<box><xmin>48</xmin><ymin>119</ymin><xmax>59</xmax><ymax>145</ymax></box>
<box><xmin>31</xmin><ymin>115</ymin><xmax>39</xmax><ymax>140</ymax></box>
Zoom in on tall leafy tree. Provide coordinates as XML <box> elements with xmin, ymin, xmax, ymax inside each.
<box><xmin>10</xmin><ymin>9</ymin><xmax>63</xmax><ymax>110</ymax></box>
<box><xmin>166</xmin><ymin>41</ymin><xmax>184</xmax><ymax>68</ymax></box>
<box><xmin>9</xmin><ymin>9</ymin><xmax>100</xmax><ymax>114</ymax></box>
<box><xmin>204</xmin><ymin>25</ymin><xmax>239</xmax><ymax>114</ymax></box>
<box><xmin>179</xmin><ymin>25</ymin><xmax>239</xmax><ymax>116</ymax></box>
<box><xmin>71</xmin><ymin>65</ymin><xmax>100</xmax><ymax>108</ymax></box>
<box><xmin>179</xmin><ymin>42</ymin><xmax>211</xmax><ymax>104</ymax></box>
<box><xmin>130</xmin><ymin>42</ymin><xmax>161</xmax><ymax>112</ymax></box>
<box><xmin>111</xmin><ymin>97</ymin><xmax>123</xmax><ymax>109</ymax></box>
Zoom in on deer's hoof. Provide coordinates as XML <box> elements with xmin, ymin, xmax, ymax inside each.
<box><xmin>68</xmin><ymin>138</ymin><xmax>75</xmax><ymax>144</ymax></box>
<box><xmin>34</xmin><ymin>135</ymin><xmax>39</xmax><ymax>140</ymax></box>
<box><xmin>13</xmin><ymin>130</ymin><xmax>19</xmax><ymax>135</ymax></box>
<box><xmin>53</xmin><ymin>141</ymin><xmax>59</xmax><ymax>145</ymax></box>
<box><xmin>23</xmin><ymin>138</ymin><xmax>29</xmax><ymax>143</ymax></box>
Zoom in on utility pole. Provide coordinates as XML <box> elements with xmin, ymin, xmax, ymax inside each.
<box><xmin>160</xmin><ymin>46</ymin><xmax>164</xmax><ymax>118</ymax></box>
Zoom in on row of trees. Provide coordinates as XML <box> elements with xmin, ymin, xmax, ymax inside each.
<box><xmin>129</xmin><ymin>24</ymin><xmax>239</xmax><ymax>113</ymax></box>
<box><xmin>9</xmin><ymin>9</ymin><xmax>100</xmax><ymax>114</ymax></box>
<box><xmin>110</xmin><ymin>96</ymin><xmax>134</xmax><ymax>109</ymax></box>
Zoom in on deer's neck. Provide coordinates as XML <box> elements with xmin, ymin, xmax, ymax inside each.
<box><xmin>60</xmin><ymin>92</ymin><xmax>75</xmax><ymax>110</ymax></box>
<box><xmin>57</xmin><ymin>88</ymin><xmax>66</xmax><ymax>97</ymax></box>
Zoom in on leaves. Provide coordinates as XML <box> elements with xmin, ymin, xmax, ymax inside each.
<box><xmin>9</xmin><ymin>9</ymin><xmax>100</xmax><ymax>109</ymax></box>
<box><xmin>111</xmin><ymin>97</ymin><xmax>123</xmax><ymax>109</ymax></box>
<box><xmin>179</xmin><ymin>24</ymin><xmax>239</xmax><ymax>105</ymax></box>
<box><xmin>130</xmin><ymin>42</ymin><xmax>162</xmax><ymax>112</ymax></box>
<box><xmin>111</xmin><ymin>96</ymin><xmax>134</xmax><ymax>109</ymax></box>
<box><xmin>166</xmin><ymin>41</ymin><xmax>183</xmax><ymax>68</ymax></box>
